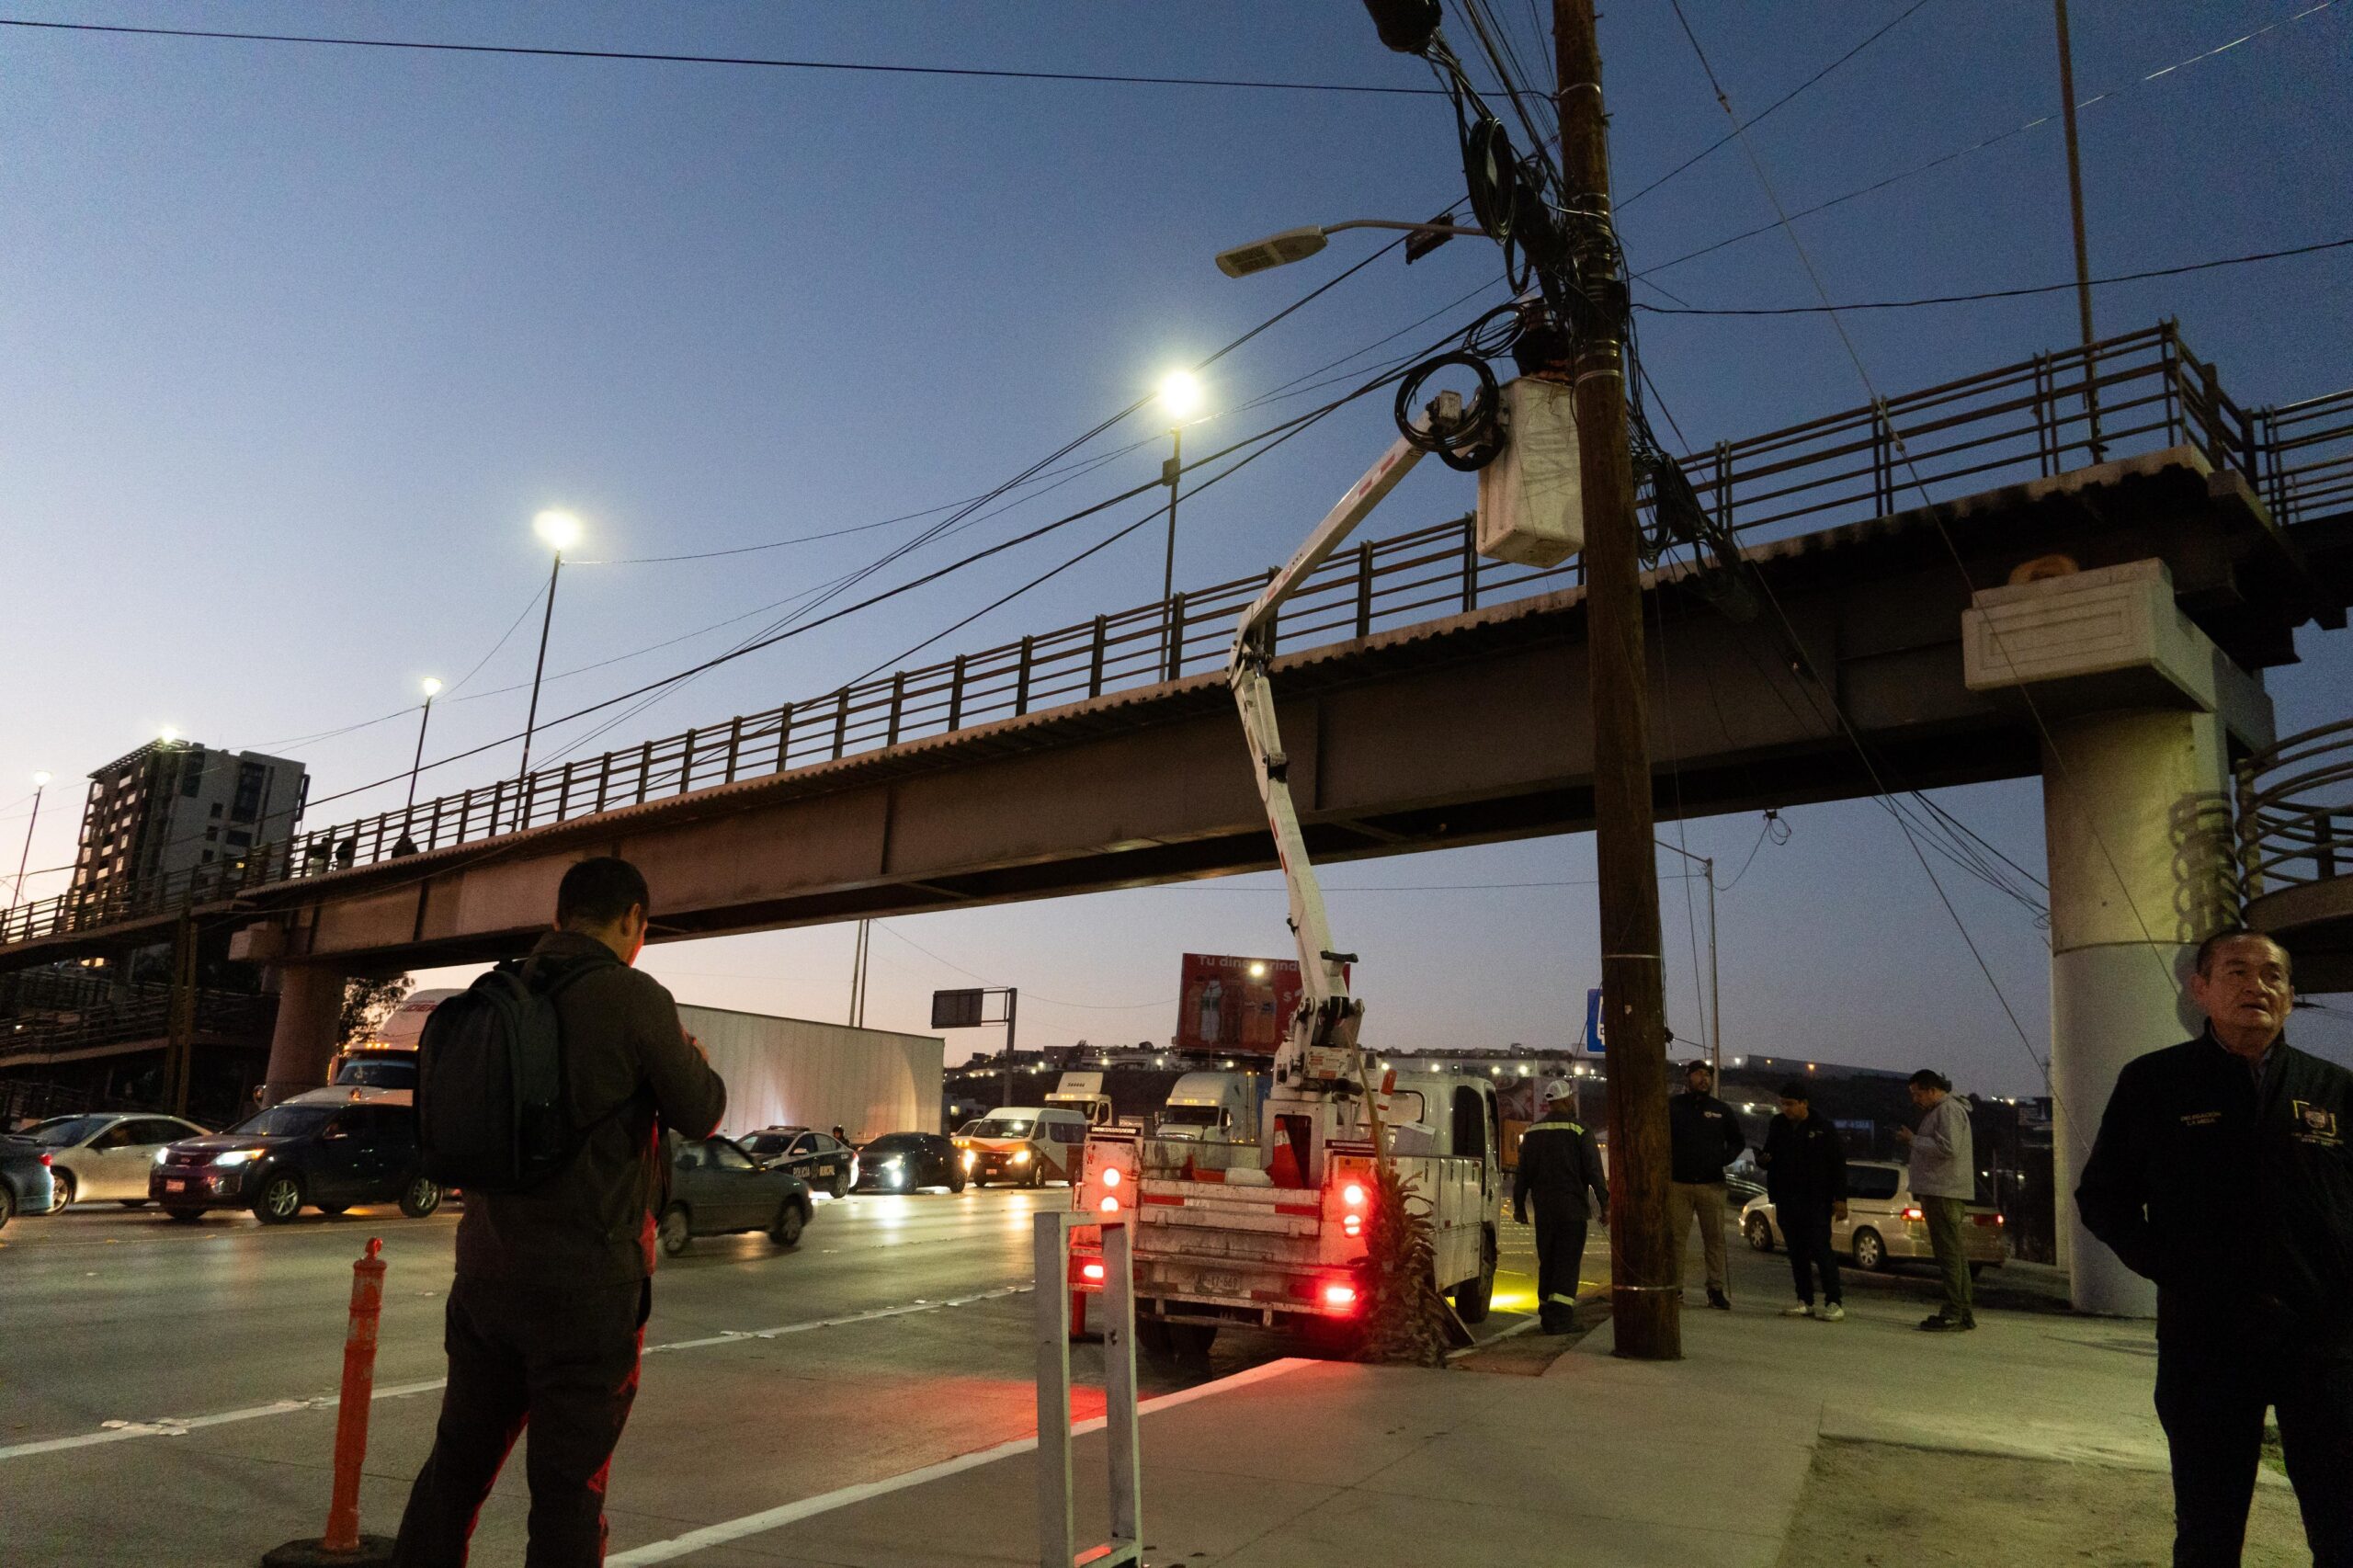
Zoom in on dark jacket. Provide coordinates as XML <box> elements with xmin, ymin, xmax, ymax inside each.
<box><xmin>455</xmin><ymin>930</ymin><xmax>728</xmax><ymax>1287</ymax></box>
<box><xmin>1513</xmin><ymin>1109</ymin><xmax>1608</xmax><ymax>1222</ymax></box>
<box><xmin>1668</xmin><ymin>1090</ymin><xmax>1747</xmax><ymax>1185</ymax></box>
<box><xmin>1760</xmin><ymin>1113</ymin><xmax>1846</xmax><ymax>1215</ymax></box>
<box><xmin>2076</xmin><ymin>1031</ymin><xmax>2353</xmax><ymax>1354</ymax></box>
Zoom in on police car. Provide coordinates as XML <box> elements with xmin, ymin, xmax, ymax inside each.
<box><xmin>736</xmin><ymin>1126</ymin><xmax>858</xmax><ymax>1198</ymax></box>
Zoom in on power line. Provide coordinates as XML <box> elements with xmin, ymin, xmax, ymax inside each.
<box><xmin>1636</xmin><ymin>234</ymin><xmax>2353</xmax><ymax>315</ymax></box>
<box><xmin>1634</xmin><ymin>2</ymin><xmax>2340</xmax><ymax>280</ymax></box>
<box><xmin>1620</xmin><ymin>0</ymin><xmax>1936</xmax><ymax>210</ymax></box>
<box><xmin>0</xmin><ymin>17</ymin><xmax>1448</xmax><ymax>96</ymax></box>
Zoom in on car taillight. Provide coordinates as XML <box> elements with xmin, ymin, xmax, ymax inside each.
<box><xmin>1323</xmin><ymin>1283</ymin><xmax>1358</xmax><ymax>1310</ymax></box>
<box><xmin>1901</xmin><ymin>1206</ymin><xmax>1923</xmax><ymax>1221</ymax></box>
<box><xmin>1082</xmin><ymin>1262</ymin><xmax>1106</xmax><ymax>1282</ymax></box>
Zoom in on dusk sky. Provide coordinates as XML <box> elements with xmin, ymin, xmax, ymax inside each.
<box><xmin>4</xmin><ymin>2</ymin><xmax>2348</xmax><ymax>1096</ymax></box>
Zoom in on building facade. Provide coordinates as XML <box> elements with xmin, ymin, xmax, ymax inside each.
<box><xmin>73</xmin><ymin>739</ymin><xmax>307</xmax><ymax>901</ymax></box>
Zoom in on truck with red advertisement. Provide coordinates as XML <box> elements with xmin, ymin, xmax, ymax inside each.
<box><xmin>1072</xmin><ymin>399</ymin><xmax>1511</xmax><ymax>1356</ymax></box>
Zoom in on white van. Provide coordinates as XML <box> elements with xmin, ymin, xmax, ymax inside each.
<box><xmin>953</xmin><ymin>1105</ymin><xmax>1090</xmax><ymax>1187</ymax></box>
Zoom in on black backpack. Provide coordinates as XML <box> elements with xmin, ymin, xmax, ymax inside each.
<box><xmin>415</xmin><ymin>950</ymin><xmax>617</xmax><ymax>1192</ymax></box>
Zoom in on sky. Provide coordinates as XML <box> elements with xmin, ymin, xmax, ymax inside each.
<box><xmin>2</xmin><ymin>2</ymin><xmax>2349</xmax><ymax>1095</ymax></box>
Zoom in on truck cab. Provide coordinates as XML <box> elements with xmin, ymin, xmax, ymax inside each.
<box><xmin>1042</xmin><ymin>1070</ymin><xmax>1117</xmax><ymax>1130</ymax></box>
<box><xmin>1154</xmin><ymin>1070</ymin><xmax>1267</xmax><ymax>1143</ymax></box>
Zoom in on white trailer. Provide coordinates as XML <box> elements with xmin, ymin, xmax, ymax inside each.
<box><xmin>679</xmin><ymin>1005</ymin><xmax>944</xmax><ymax>1144</ymax></box>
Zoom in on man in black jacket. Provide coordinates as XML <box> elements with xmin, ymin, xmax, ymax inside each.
<box><xmin>1513</xmin><ymin>1078</ymin><xmax>1608</xmax><ymax>1334</ymax></box>
<box><xmin>2076</xmin><ymin>928</ymin><xmax>2353</xmax><ymax>1567</ymax></box>
<box><xmin>1667</xmin><ymin>1061</ymin><xmax>1746</xmax><ymax>1310</ymax></box>
<box><xmin>394</xmin><ymin>858</ymin><xmax>728</xmax><ymax>1568</ymax></box>
<box><xmin>1761</xmin><ymin>1083</ymin><xmax>1847</xmax><ymax>1322</ymax></box>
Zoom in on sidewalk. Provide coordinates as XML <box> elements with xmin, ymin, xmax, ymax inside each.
<box><xmin>610</xmin><ymin>1288</ymin><xmax>2309</xmax><ymax>1568</ymax></box>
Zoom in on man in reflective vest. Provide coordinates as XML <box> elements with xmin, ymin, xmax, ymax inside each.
<box><xmin>1514</xmin><ymin>1078</ymin><xmax>1609</xmax><ymax>1334</ymax></box>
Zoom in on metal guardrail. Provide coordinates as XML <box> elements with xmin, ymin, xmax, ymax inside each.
<box><xmin>2238</xmin><ymin>719</ymin><xmax>2353</xmax><ymax>902</ymax></box>
<box><xmin>0</xmin><ymin>989</ymin><xmax>278</xmax><ymax>1064</ymax></box>
<box><xmin>5</xmin><ymin>321</ymin><xmax>2347</xmax><ymax>952</ymax></box>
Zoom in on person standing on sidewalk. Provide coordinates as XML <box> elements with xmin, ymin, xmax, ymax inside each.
<box><xmin>2076</xmin><ymin>928</ymin><xmax>2353</xmax><ymax>1568</ymax></box>
<box><xmin>1760</xmin><ymin>1083</ymin><xmax>1847</xmax><ymax>1322</ymax></box>
<box><xmin>1513</xmin><ymin>1078</ymin><xmax>1608</xmax><ymax>1334</ymax></box>
<box><xmin>1667</xmin><ymin>1060</ymin><xmax>1745</xmax><ymax>1311</ymax></box>
<box><xmin>1897</xmin><ymin>1069</ymin><xmax>1977</xmax><ymax>1333</ymax></box>
<box><xmin>393</xmin><ymin>857</ymin><xmax>728</xmax><ymax>1568</ymax></box>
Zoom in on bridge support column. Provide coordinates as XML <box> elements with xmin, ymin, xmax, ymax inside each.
<box><xmin>262</xmin><ymin>963</ymin><xmax>345</xmax><ymax>1106</ymax></box>
<box><xmin>1964</xmin><ymin>560</ymin><xmax>2272</xmax><ymax>1316</ymax></box>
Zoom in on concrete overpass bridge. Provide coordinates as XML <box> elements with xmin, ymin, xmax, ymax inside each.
<box><xmin>4</xmin><ymin>324</ymin><xmax>2350</xmax><ymax>1310</ymax></box>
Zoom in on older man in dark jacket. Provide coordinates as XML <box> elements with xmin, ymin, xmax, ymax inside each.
<box><xmin>2077</xmin><ymin>929</ymin><xmax>2353</xmax><ymax>1568</ymax></box>
<box><xmin>394</xmin><ymin>857</ymin><xmax>727</xmax><ymax>1568</ymax></box>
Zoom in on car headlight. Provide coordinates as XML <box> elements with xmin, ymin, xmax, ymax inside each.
<box><xmin>153</xmin><ymin>1150</ymin><xmax>173</xmax><ymax>1165</ymax></box>
<box><xmin>1012</xmin><ymin>1149</ymin><xmax>1031</xmax><ymax>1165</ymax></box>
<box><xmin>881</xmin><ymin>1156</ymin><xmax>903</xmax><ymax>1168</ymax></box>
<box><xmin>211</xmin><ymin>1150</ymin><xmax>262</xmax><ymax>1167</ymax></box>
<box><xmin>961</xmin><ymin>1151</ymin><xmax>976</xmax><ymax>1169</ymax></box>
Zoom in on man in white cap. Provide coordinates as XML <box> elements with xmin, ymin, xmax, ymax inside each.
<box><xmin>1513</xmin><ymin>1078</ymin><xmax>1609</xmax><ymax>1333</ymax></box>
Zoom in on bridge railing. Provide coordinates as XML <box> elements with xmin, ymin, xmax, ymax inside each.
<box><xmin>6</xmin><ymin>322</ymin><xmax>2349</xmax><ymax>952</ymax></box>
<box><xmin>2238</xmin><ymin>718</ymin><xmax>2353</xmax><ymax>903</ymax></box>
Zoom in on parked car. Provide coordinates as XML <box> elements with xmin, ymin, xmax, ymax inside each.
<box><xmin>851</xmin><ymin>1131</ymin><xmax>965</xmax><ymax>1194</ymax></box>
<box><xmin>951</xmin><ymin>1107</ymin><xmax>1089</xmax><ymax>1187</ymax></box>
<box><xmin>0</xmin><ymin>1141</ymin><xmax>59</xmax><ymax>1229</ymax></box>
<box><xmin>17</xmin><ymin>1113</ymin><xmax>210</xmax><ymax>1207</ymax></box>
<box><xmin>736</xmin><ymin>1126</ymin><xmax>858</xmax><ymax>1198</ymax></box>
<box><xmin>1740</xmin><ymin>1159</ymin><xmax>2007</xmax><ymax>1276</ymax></box>
<box><xmin>150</xmin><ymin>1090</ymin><xmax>442</xmax><ymax>1224</ymax></box>
<box><xmin>662</xmin><ymin>1135</ymin><xmax>813</xmax><ymax>1255</ymax></box>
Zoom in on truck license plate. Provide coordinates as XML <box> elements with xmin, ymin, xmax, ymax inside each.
<box><xmin>1201</xmin><ymin>1270</ymin><xmax>1244</xmax><ymax>1298</ymax></box>
<box><xmin>164</xmin><ymin>1179</ymin><xmax>185</xmax><ymax>1193</ymax></box>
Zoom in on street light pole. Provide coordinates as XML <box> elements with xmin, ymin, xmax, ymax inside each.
<box><xmin>2052</xmin><ymin>0</ymin><xmax>2104</xmax><ymax>460</ymax></box>
<box><xmin>9</xmin><ymin>771</ymin><xmax>49</xmax><ymax>912</ymax></box>
<box><xmin>1558</xmin><ymin>0</ymin><xmax>1680</xmax><ymax>1361</ymax></box>
<box><xmin>517</xmin><ymin>510</ymin><xmax>581</xmax><ymax>824</ymax></box>
<box><xmin>405</xmin><ymin>679</ymin><xmax>441</xmax><ymax>811</ymax></box>
<box><xmin>1154</xmin><ymin>371</ymin><xmax>1203</xmax><ymax>679</ymax></box>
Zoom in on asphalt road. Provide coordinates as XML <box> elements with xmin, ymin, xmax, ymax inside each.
<box><xmin>0</xmin><ymin>1186</ymin><xmax>1544</xmax><ymax>1566</ymax></box>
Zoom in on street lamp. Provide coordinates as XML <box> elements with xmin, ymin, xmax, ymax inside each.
<box><xmin>405</xmin><ymin>678</ymin><xmax>442</xmax><ymax>810</ymax></box>
<box><xmin>517</xmin><ymin>510</ymin><xmax>582</xmax><ymax>812</ymax></box>
<box><xmin>8</xmin><ymin>770</ymin><xmax>51</xmax><ymax>914</ymax></box>
<box><xmin>1155</xmin><ymin>371</ymin><xmax>1205</xmax><ymax>678</ymax></box>
<box><xmin>1212</xmin><ymin>218</ymin><xmax>1490</xmax><ymax>279</ymax></box>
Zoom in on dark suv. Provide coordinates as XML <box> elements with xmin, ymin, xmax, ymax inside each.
<box><xmin>151</xmin><ymin>1093</ymin><xmax>443</xmax><ymax>1224</ymax></box>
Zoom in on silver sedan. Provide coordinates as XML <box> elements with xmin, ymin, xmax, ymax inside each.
<box><xmin>19</xmin><ymin>1113</ymin><xmax>211</xmax><ymax>1208</ymax></box>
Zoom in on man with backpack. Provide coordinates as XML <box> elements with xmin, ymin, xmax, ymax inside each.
<box><xmin>393</xmin><ymin>857</ymin><xmax>725</xmax><ymax>1567</ymax></box>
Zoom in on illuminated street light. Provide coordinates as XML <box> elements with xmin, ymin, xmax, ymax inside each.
<box><xmin>158</xmin><ymin>727</ymin><xmax>179</xmax><ymax>744</ymax></box>
<box><xmin>532</xmin><ymin>509</ymin><xmax>583</xmax><ymax>551</ymax></box>
<box><xmin>1246</xmin><ymin>960</ymin><xmax>1268</xmax><ymax>979</ymax></box>
<box><xmin>1212</xmin><ymin>218</ymin><xmax>1490</xmax><ymax>279</ymax></box>
<box><xmin>1156</xmin><ymin>370</ymin><xmax>1204</xmax><ymax>420</ymax></box>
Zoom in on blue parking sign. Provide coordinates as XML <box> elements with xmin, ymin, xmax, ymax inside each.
<box><xmin>1585</xmin><ymin>986</ymin><xmax>1606</xmax><ymax>1052</ymax></box>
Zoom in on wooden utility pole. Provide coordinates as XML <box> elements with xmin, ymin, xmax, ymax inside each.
<box><xmin>1555</xmin><ymin>0</ymin><xmax>1680</xmax><ymax>1360</ymax></box>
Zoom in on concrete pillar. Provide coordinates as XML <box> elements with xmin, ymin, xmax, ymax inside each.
<box><xmin>1964</xmin><ymin>559</ymin><xmax>2272</xmax><ymax>1316</ymax></box>
<box><xmin>261</xmin><ymin>963</ymin><xmax>345</xmax><ymax>1106</ymax></box>
<box><xmin>2041</xmin><ymin>709</ymin><xmax>2235</xmax><ymax>1315</ymax></box>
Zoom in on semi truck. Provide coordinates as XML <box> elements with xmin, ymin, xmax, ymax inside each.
<box><xmin>1072</xmin><ymin>394</ymin><xmax>1514</xmax><ymax>1355</ymax></box>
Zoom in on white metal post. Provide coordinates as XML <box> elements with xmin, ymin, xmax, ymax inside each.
<box><xmin>1033</xmin><ymin>1210</ymin><xmax>1142</xmax><ymax>1568</ymax></box>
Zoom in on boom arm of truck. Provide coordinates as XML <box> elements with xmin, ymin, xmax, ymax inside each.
<box><xmin>1226</xmin><ymin>393</ymin><xmax>1461</xmax><ymax>1145</ymax></box>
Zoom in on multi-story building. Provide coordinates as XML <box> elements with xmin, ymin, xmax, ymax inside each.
<box><xmin>72</xmin><ymin>738</ymin><xmax>307</xmax><ymax>900</ymax></box>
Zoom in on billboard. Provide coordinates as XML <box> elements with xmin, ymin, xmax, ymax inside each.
<box><xmin>1176</xmin><ymin>953</ymin><xmax>1301</xmax><ymax>1055</ymax></box>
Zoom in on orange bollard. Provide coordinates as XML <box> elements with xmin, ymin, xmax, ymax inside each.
<box><xmin>262</xmin><ymin>1238</ymin><xmax>394</xmax><ymax>1566</ymax></box>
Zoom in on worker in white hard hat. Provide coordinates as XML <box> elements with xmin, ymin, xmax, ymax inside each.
<box><xmin>1513</xmin><ymin>1078</ymin><xmax>1608</xmax><ymax>1333</ymax></box>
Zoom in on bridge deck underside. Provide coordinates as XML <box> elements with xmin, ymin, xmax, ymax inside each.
<box><xmin>6</xmin><ymin>451</ymin><xmax>2338</xmax><ymax>975</ymax></box>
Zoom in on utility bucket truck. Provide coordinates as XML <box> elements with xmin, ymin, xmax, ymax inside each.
<box><xmin>1074</xmin><ymin>388</ymin><xmax>1564</xmax><ymax>1355</ymax></box>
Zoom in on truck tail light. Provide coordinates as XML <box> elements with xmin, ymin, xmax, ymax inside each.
<box><xmin>1342</xmin><ymin>1182</ymin><xmax>1366</xmax><ymax>1208</ymax></box>
<box><xmin>1098</xmin><ymin>1195</ymin><xmax>1120</xmax><ymax>1215</ymax></box>
<box><xmin>1322</xmin><ymin>1283</ymin><xmax>1358</xmax><ymax>1311</ymax></box>
<box><xmin>1082</xmin><ymin>1262</ymin><xmax>1106</xmax><ymax>1282</ymax></box>
<box><xmin>1102</xmin><ymin>1166</ymin><xmax>1120</xmax><ymax>1188</ymax></box>
<box><xmin>1342</xmin><ymin>1213</ymin><xmax>1362</xmax><ymax>1238</ymax></box>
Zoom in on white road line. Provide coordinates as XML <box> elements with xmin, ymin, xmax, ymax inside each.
<box><xmin>0</xmin><ymin>1284</ymin><xmax>1032</xmax><ymax>1464</ymax></box>
<box><xmin>607</xmin><ymin>1358</ymin><xmax>1312</xmax><ymax>1567</ymax></box>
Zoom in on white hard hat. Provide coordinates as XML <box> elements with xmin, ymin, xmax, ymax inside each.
<box><xmin>1540</xmin><ymin>1078</ymin><xmax>1575</xmax><ymax>1106</ymax></box>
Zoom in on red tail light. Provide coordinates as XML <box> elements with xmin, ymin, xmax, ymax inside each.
<box><xmin>1342</xmin><ymin>1183</ymin><xmax>1366</xmax><ymax>1208</ymax></box>
<box><xmin>1342</xmin><ymin>1213</ymin><xmax>1362</xmax><ymax>1238</ymax></box>
<box><xmin>1082</xmin><ymin>1262</ymin><xmax>1106</xmax><ymax>1282</ymax></box>
<box><xmin>1098</xmin><ymin>1195</ymin><xmax>1120</xmax><ymax>1215</ymax></box>
<box><xmin>1323</xmin><ymin>1283</ymin><xmax>1358</xmax><ymax>1311</ymax></box>
<box><xmin>1101</xmin><ymin>1166</ymin><xmax>1121</xmax><ymax>1188</ymax></box>
<box><xmin>1900</xmin><ymin>1206</ymin><xmax>1923</xmax><ymax>1221</ymax></box>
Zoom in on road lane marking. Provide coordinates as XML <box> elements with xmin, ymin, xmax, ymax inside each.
<box><xmin>606</xmin><ymin>1358</ymin><xmax>1313</xmax><ymax>1566</ymax></box>
<box><xmin>0</xmin><ymin>1283</ymin><xmax>1033</xmax><ymax>1464</ymax></box>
